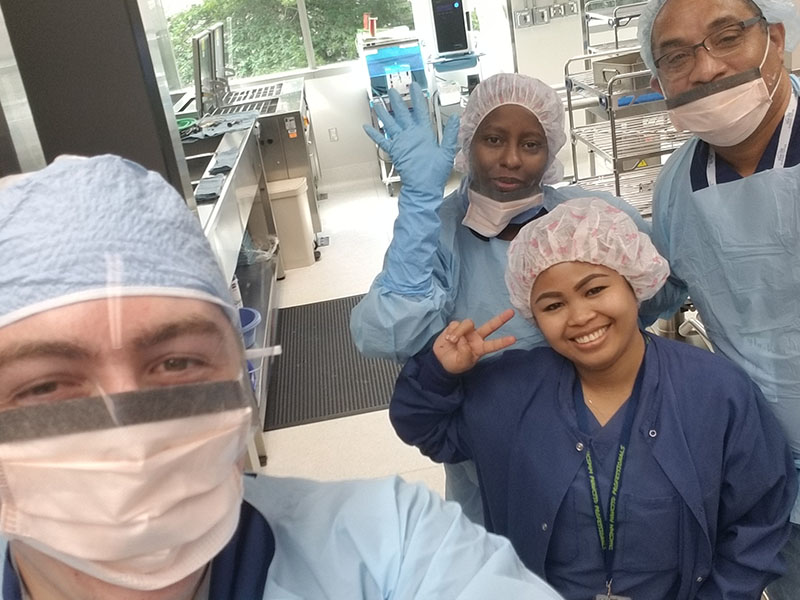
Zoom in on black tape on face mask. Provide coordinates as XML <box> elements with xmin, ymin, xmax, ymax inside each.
<box><xmin>0</xmin><ymin>380</ymin><xmax>255</xmax><ymax>443</ymax></box>
<box><xmin>665</xmin><ymin>67</ymin><xmax>761</xmax><ymax>109</ymax></box>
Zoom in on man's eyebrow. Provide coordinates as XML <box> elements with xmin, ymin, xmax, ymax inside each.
<box><xmin>655</xmin><ymin>15</ymin><xmax>748</xmax><ymax>53</ymax></box>
<box><xmin>131</xmin><ymin>316</ymin><xmax>228</xmax><ymax>350</ymax></box>
<box><xmin>0</xmin><ymin>341</ymin><xmax>94</xmax><ymax>371</ymax></box>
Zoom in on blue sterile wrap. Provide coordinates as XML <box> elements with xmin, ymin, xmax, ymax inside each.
<box><xmin>195</xmin><ymin>174</ymin><xmax>226</xmax><ymax>202</ymax></box>
<box><xmin>209</xmin><ymin>148</ymin><xmax>239</xmax><ymax>175</ymax></box>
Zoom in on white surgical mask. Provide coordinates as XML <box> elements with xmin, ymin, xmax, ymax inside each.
<box><xmin>665</xmin><ymin>31</ymin><xmax>780</xmax><ymax>147</ymax></box>
<box><xmin>0</xmin><ymin>380</ymin><xmax>255</xmax><ymax>591</ymax></box>
<box><xmin>463</xmin><ymin>188</ymin><xmax>543</xmax><ymax>237</ymax></box>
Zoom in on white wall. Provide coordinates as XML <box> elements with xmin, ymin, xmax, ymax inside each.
<box><xmin>510</xmin><ymin>0</ymin><xmax>584</xmax><ymax>86</ymax></box>
<box><xmin>471</xmin><ymin>0</ymin><xmax>516</xmax><ymax>75</ymax></box>
<box><xmin>304</xmin><ymin>65</ymin><xmax>380</xmax><ymax>188</ymax></box>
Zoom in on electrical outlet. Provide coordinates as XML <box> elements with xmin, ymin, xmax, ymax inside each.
<box><xmin>549</xmin><ymin>3</ymin><xmax>566</xmax><ymax>19</ymax></box>
<box><xmin>566</xmin><ymin>1</ymin><xmax>578</xmax><ymax>15</ymax></box>
<box><xmin>328</xmin><ymin>127</ymin><xmax>338</xmax><ymax>142</ymax></box>
<box><xmin>514</xmin><ymin>9</ymin><xmax>533</xmax><ymax>28</ymax></box>
<box><xmin>533</xmin><ymin>7</ymin><xmax>550</xmax><ymax>24</ymax></box>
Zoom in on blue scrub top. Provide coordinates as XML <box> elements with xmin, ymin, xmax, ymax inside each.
<box><xmin>391</xmin><ymin>333</ymin><xmax>797</xmax><ymax>599</ymax></box>
<box><xmin>546</xmin><ymin>370</ymin><xmax>680</xmax><ymax>599</ymax></box>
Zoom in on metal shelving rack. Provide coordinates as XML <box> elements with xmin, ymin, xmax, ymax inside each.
<box><xmin>564</xmin><ymin>49</ymin><xmax>692</xmax><ymax>217</ymax></box>
<box><xmin>582</xmin><ymin>0</ymin><xmax>647</xmax><ymax>54</ymax></box>
<box><xmin>569</xmin><ymin>166</ymin><xmax>662</xmax><ymax>216</ymax></box>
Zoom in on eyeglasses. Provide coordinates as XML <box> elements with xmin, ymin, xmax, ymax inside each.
<box><xmin>654</xmin><ymin>16</ymin><xmax>766</xmax><ymax>78</ymax></box>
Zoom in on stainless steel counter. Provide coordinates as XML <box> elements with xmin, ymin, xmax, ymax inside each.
<box><xmin>187</xmin><ymin>119</ymin><xmax>262</xmax><ymax>284</ymax></box>
<box><xmin>184</xmin><ymin>118</ymin><xmax>278</xmax><ymax>467</ymax></box>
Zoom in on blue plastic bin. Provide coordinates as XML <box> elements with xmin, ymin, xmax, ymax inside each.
<box><xmin>238</xmin><ymin>307</ymin><xmax>262</xmax><ymax>348</ymax></box>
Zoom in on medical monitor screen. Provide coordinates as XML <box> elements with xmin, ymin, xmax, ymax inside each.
<box><xmin>193</xmin><ymin>31</ymin><xmax>215</xmax><ymax>115</ymax></box>
<box><xmin>432</xmin><ymin>0</ymin><xmax>468</xmax><ymax>55</ymax></box>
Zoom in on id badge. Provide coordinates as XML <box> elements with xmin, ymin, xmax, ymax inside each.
<box><xmin>594</xmin><ymin>595</ymin><xmax>632</xmax><ymax>600</ymax></box>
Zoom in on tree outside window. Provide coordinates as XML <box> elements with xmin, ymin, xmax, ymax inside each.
<box><xmin>165</xmin><ymin>0</ymin><xmax>414</xmax><ymax>87</ymax></box>
<box><xmin>305</xmin><ymin>0</ymin><xmax>413</xmax><ymax>67</ymax></box>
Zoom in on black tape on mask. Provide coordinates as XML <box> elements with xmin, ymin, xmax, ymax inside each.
<box><xmin>0</xmin><ymin>379</ymin><xmax>253</xmax><ymax>443</ymax></box>
<box><xmin>665</xmin><ymin>68</ymin><xmax>761</xmax><ymax>109</ymax></box>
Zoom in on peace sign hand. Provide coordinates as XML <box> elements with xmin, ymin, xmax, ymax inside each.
<box><xmin>433</xmin><ymin>309</ymin><xmax>517</xmax><ymax>375</ymax></box>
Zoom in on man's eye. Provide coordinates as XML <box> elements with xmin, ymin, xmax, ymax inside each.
<box><xmin>12</xmin><ymin>379</ymin><xmax>87</xmax><ymax>406</ymax></box>
<box><xmin>21</xmin><ymin>381</ymin><xmax>59</xmax><ymax>398</ymax></box>
<box><xmin>713</xmin><ymin>28</ymin><xmax>744</xmax><ymax>47</ymax></box>
<box><xmin>663</xmin><ymin>50</ymin><xmax>691</xmax><ymax>67</ymax></box>
<box><xmin>161</xmin><ymin>357</ymin><xmax>199</xmax><ymax>372</ymax></box>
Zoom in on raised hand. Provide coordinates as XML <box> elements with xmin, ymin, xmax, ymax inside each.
<box><xmin>363</xmin><ymin>82</ymin><xmax>459</xmax><ymax>194</ymax></box>
<box><xmin>433</xmin><ymin>309</ymin><xmax>517</xmax><ymax>375</ymax></box>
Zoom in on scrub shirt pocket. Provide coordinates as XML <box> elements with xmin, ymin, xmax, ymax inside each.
<box><xmin>619</xmin><ymin>493</ymin><xmax>682</xmax><ymax>571</ymax></box>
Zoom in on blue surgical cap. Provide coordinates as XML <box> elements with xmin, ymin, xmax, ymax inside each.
<box><xmin>0</xmin><ymin>155</ymin><xmax>235</xmax><ymax>329</ymax></box>
<box><xmin>637</xmin><ymin>0</ymin><xmax>800</xmax><ymax>74</ymax></box>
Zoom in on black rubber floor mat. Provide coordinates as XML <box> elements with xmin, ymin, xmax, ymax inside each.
<box><xmin>265</xmin><ymin>294</ymin><xmax>401</xmax><ymax>430</ymax></box>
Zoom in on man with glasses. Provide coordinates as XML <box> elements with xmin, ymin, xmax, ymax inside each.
<box><xmin>638</xmin><ymin>0</ymin><xmax>800</xmax><ymax>597</ymax></box>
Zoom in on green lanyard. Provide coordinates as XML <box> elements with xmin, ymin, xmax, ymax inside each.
<box><xmin>575</xmin><ymin>359</ymin><xmax>645</xmax><ymax>596</ymax></box>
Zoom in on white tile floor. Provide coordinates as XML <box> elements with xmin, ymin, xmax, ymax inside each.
<box><xmin>259</xmin><ymin>174</ymin><xmax>453</xmax><ymax>497</ymax></box>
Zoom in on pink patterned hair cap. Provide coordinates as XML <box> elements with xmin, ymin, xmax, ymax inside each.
<box><xmin>505</xmin><ymin>197</ymin><xmax>670</xmax><ymax>320</ymax></box>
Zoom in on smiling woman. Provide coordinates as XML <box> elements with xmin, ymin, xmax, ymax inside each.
<box><xmin>390</xmin><ymin>196</ymin><xmax>797</xmax><ymax>600</ymax></box>
<box><xmin>530</xmin><ymin>262</ymin><xmax>643</xmax><ymax>415</ymax></box>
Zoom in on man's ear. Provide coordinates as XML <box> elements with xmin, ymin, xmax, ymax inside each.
<box><xmin>769</xmin><ymin>22</ymin><xmax>786</xmax><ymax>54</ymax></box>
<box><xmin>651</xmin><ymin>76</ymin><xmax>663</xmax><ymax>95</ymax></box>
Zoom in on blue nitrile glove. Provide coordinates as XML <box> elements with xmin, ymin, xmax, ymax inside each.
<box><xmin>364</xmin><ymin>82</ymin><xmax>460</xmax><ymax>195</ymax></box>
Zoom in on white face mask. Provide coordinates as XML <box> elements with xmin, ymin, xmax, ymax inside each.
<box><xmin>664</xmin><ymin>31</ymin><xmax>780</xmax><ymax>147</ymax></box>
<box><xmin>0</xmin><ymin>381</ymin><xmax>255</xmax><ymax>591</ymax></box>
<box><xmin>463</xmin><ymin>187</ymin><xmax>543</xmax><ymax>238</ymax></box>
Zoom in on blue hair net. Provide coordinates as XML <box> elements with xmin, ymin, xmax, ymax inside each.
<box><xmin>0</xmin><ymin>154</ymin><xmax>235</xmax><ymax>329</ymax></box>
<box><xmin>637</xmin><ymin>0</ymin><xmax>800</xmax><ymax>73</ymax></box>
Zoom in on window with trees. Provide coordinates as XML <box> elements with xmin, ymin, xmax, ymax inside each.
<box><xmin>164</xmin><ymin>0</ymin><xmax>414</xmax><ymax>87</ymax></box>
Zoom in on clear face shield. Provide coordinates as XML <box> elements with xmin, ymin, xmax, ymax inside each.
<box><xmin>0</xmin><ymin>290</ymin><xmax>261</xmax><ymax>591</ymax></box>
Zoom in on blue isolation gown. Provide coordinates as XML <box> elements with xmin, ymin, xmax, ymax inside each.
<box><xmin>0</xmin><ymin>475</ymin><xmax>566</xmax><ymax>600</ymax></box>
<box><xmin>649</xmin><ymin>75</ymin><xmax>800</xmax><ymax>522</ymax></box>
